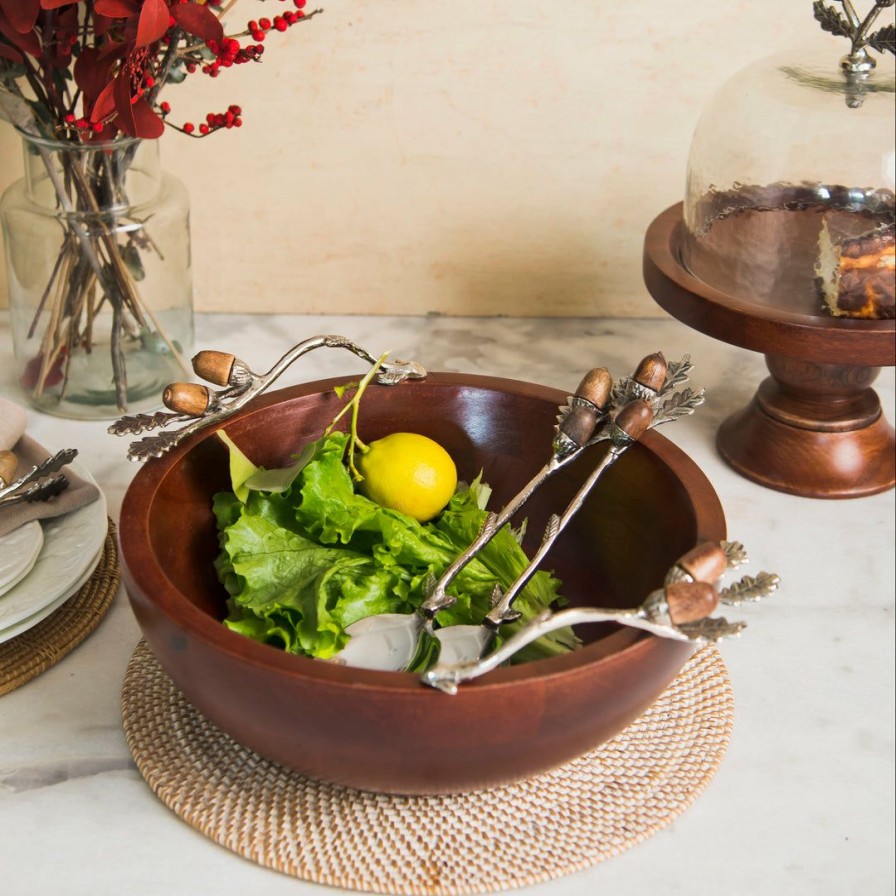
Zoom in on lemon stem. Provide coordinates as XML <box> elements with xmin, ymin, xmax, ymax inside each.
<box><xmin>326</xmin><ymin>352</ymin><xmax>389</xmax><ymax>481</ymax></box>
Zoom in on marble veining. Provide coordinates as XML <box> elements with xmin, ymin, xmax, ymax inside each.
<box><xmin>1</xmin><ymin>757</ymin><xmax>136</xmax><ymax>794</ymax></box>
<box><xmin>0</xmin><ymin>311</ymin><xmax>892</xmax><ymax>896</ymax></box>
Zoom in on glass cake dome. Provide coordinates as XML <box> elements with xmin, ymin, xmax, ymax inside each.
<box><xmin>681</xmin><ymin>41</ymin><xmax>895</xmax><ymax>320</ymax></box>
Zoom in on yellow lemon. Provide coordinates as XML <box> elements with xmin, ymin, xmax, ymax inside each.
<box><xmin>357</xmin><ymin>432</ymin><xmax>458</xmax><ymax>522</ymax></box>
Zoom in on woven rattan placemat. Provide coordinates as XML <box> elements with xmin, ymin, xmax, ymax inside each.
<box><xmin>122</xmin><ymin>641</ymin><xmax>733</xmax><ymax>895</ymax></box>
<box><xmin>0</xmin><ymin>520</ymin><xmax>119</xmax><ymax>696</ymax></box>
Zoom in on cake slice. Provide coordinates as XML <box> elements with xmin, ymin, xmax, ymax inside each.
<box><xmin>815</xmin><ymin>213</ymin><xmax>895</xmax><ymax>319</ymax></box>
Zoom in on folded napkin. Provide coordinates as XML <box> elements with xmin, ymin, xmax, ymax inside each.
<box><xmin>0</xmin><ymin>398</ymin><xmax>101</xmax><ymax>538</ymax></box>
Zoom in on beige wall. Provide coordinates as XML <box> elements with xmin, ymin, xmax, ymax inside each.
<box><xmin>0</xmin><ymin>1</ymin><xmax>815</xmax><ymax>316</ymax></box>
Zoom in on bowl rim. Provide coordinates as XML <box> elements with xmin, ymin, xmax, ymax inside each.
<box><xmin>119</xmin><ymin>371</ymin><xmax>726</xmax><ymax>693</ymax></box>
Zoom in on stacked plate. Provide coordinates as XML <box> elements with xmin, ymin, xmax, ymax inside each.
<box><xmin>0</xmin><ymin>461</ymin><xmax>107</xmax><ymax>645</ymax></box>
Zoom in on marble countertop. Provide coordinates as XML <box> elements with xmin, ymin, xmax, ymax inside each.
<box><xmin>0</xmin><ymin>312</ymin><xmax>893</xmax><ymax>896</ymax></box>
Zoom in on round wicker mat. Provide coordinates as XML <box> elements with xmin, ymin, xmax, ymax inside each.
<box><xmin>0</xmin><ymin>521</ymin><xmax>119</xmax><ymax>696</ymax></box>
<box><xmin>122</xmin><ymin>641</ymin><xmax>733</xmax><ymax>895</ymax></box>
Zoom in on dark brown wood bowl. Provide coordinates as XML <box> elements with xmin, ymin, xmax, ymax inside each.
<box><xmin>119</xmin><ymin>372</ymin><xmax>726</xmax><ymax>795</ymax></box>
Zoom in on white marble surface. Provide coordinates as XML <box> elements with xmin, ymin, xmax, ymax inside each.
<box><xmin>0</xmin><ymin>312</ymin><xmax>893</xmax><ymax>896</ymax></box>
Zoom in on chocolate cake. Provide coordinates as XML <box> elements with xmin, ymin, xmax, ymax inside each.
<box><xmin>815</xmin><ymin>215</ymin><xmax>895</xmax><ymax>319</ymax></box>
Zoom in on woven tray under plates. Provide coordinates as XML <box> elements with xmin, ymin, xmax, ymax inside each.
<box><xmin>0</xmin><ymin>521</ymin><xmax>119</xmax><ymax>696</ymax></box>
<box><xmin>122</xmin><ymin>640</ymin><xmax>734</xmax><ymax>895</ymax></box>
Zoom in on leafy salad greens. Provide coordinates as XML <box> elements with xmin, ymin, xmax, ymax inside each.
<box><xmin>213</xmin><ymin>429</ymin><xmax>578</xmax><ymax>669</ymax></box>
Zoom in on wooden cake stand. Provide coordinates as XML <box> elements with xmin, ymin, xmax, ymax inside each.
<box><xmin>643</xmin><ymin>203</ymin><xmax>895</xmax><ymax>499</ymax></box>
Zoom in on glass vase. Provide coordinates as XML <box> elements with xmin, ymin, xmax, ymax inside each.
<box><xmin>1</xmin><ymin>132</ymin><xmax>193</xmax><ymax>419</ymax></box>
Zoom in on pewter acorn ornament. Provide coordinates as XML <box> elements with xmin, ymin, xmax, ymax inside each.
<box><xmin>109</xmin><ymin>335</ymin><xmax>427</xmax><ymax>462</ymax></box>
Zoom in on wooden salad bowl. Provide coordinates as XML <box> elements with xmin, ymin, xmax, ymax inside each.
<box><xmin>119</xmin><ymin>372</ymin><xmax>726</xmax><ymax>795</ymax></box>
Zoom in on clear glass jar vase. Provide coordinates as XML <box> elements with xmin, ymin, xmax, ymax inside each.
<box><xmin>1</xmin><ymin>132</ymin><xmax>193</xmax><ymax>419</ymax></box>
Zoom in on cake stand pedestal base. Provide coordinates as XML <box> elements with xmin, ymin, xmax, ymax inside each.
<box><xmin>716</xmin><ymin>355</ymin><xmax>895</xmax><ymax>499</ymax></box>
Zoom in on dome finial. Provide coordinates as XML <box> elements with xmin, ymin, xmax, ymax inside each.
<box><xmin>812</xmin><ymin>0</ymin><xmax>894</xmax><ymax>73</ymax></box>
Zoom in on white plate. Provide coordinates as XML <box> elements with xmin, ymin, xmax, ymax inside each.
<box><xmin>0</xmin><ymin>521</ymin><xmax>44</xmax><ymax>599</ymax></box>
<box><xmin>0</xmin><ymin>546</ymin><xmax>104</xmax><ymax>645</ymax></box>
<box><xmin>0</xmin><ymin>460</ymin><xmax>107</xmax><ymax>637</ymax></box>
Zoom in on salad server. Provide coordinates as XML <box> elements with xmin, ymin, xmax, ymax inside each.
<box><xmin>0</xmin><ymin>447</ymin><xmax>77</xmax><ymax>509</ymax></box>
<box><xmin>0</xmin><ymin>475</ymin><xmax>69</xmax><ymax>511</ymax></box>
<box><xmin>426</xmin><ymin>351</ymin><xmax>703</xmax><ymax>624</ymax></box>
<box><xmin>423</xmin><ymin>542</ymin><xmax>781</xmax><ymax>694</ymax></box>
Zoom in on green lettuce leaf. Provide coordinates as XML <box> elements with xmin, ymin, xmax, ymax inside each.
<box><xmin>213</xmin><ymin>430</ymin><xmax>577</xmax><ymax>665</ymax></box>
<box><xmin>217</xmin><ymin>431</ymin><xmax>258</xmax><ymax>503</ymax></box>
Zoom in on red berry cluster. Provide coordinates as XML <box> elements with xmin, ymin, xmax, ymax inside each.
<box><xmin>200</xmin><ymin>36</ymin><xmax>265</xmax><ymax>78</ymax></box>
<box><xmin>176</xmin><ymin>104</ymin><xmax>243</xmax><ymax>137</ymax></box>
<box><xmin>248</xmin><ymin>0</ymin><xmax>308</xmax><ymax>41</ymax></box>
<box><xmin>157</xmin><ymin>1</ymin><xmax>318</xmax><ymax>138</ymax></box>
<box><xmin>62</xmin><ymin>112</ymin><xmax>104</xmax><ymax>134</ymax></box>
<box><xmin>190</xmin><ymin>1</ymin><xmax>308</xmax><ymax>79</ymax></box>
